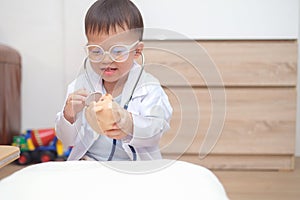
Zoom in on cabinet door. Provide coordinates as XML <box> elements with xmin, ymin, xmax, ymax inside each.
<box><xmin>145</xmin><ymin>40</ymin><xmax>297</xmax><ymax>170</ymax></box>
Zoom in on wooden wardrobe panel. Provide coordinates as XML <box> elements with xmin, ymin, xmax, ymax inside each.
<box><xmin>151</xmin><ymin>40</ymin><xmax>297</xmax><ymax>170</ymax></box>
<box><xmin>160</xmin><ymin>87</ymin><xmax>296</xmax><ymax>155</ymax></box>
<box><xmin>144</xmin><ymin>40</ymin><xmax>297</xmax><ymax>87</ymax></box>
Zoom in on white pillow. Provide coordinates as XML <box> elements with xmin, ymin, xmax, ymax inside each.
<box><xmin>0</xmin><ymin>160</ymin><xmax>228</xmax><ymax>200</ymax></box>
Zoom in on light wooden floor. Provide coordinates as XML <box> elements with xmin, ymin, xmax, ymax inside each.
<box><xmin>213</xmin><ymin>157</ymin><xmax>300</xmax><ymax>200</ymax></box>
<box><xmin>0</xmin><ymin>162</ymin><xmax>24</xmax><ymax>180</ymax></box>
<box><xmin>1</xmin><ymin>158</ymin><xmax>300</xmax><ymax>200</ymax></box>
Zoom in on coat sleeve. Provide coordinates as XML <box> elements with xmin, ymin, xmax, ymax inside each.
<box><xmin>55</xmin><ymin>81</ymin><xmax>83</xmax><ymax>147</ymax></box>
<box><xmin>55</xmin><ymin>111</ymin><xmax>82</xmax><ymax>147</ymax></box>
<box><xmin>124</xmin><ymin>86</ymin><xmax>173</xmax><ymax>148</ymax></box>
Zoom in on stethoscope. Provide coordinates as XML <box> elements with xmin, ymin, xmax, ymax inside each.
<box><xmin>83</xmin><ymin>52</ymin><xmax>145</xmax><ymax>161</ymax></box>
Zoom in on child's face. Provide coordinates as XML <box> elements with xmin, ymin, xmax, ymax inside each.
<box><xmin>86</xmin><ymin>27</ymin><xmax>143</xmax><ymax>84</ymax></box>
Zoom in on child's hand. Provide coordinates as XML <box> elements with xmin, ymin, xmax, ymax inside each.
<box><xmin>85</xmin><ymin>101</ymin><xmax>105</xmax><ymax>134</ymax></box>
<box><xmin>85</xmin><ymin>94</ymin><xmax>133</xmax><ymax>138</ymax></box>
<box><xmin>102</xmin><ymin>101</ymin><xmax>133</xmax><ymax>139</ymax></box>
<box><xmin>104</xmin><ymin>123</ymin><xmax>129</xmax><ymax>140</ymax></box>
<box><xmin>85</xmin><ymin>104</ymin><xmax>131</xmax><ymax>139</ymax></box>
<box><xmin>85</xmin><ymin>94</ymin><xmax>115</xmax><ymax>133</ymax></box>
<box><xmin>64</xmin><ymin>89</ymin><xmax>88</xmax><ymax>124</ymax></box>
<box><xmin>111</xmin><ymin>101</ymin><xmax>133</xmax><ymax>137</ymax></box>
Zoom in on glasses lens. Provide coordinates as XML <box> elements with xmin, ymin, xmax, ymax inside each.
<box><xmin>110</xmin><ymin>46</ymin><xmax>129</xmax><ymax>62</ymax></box>
<box><xmin>87</xmin><ymin>46</ymin><xmax>104</xmax><ymax>62</ymax></box>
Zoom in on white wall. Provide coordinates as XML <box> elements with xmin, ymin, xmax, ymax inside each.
<box><xmin>0</xmin><ymin>0</ymin><xmax>299</xmax><ymax>155</ymax></box>
<box><xmin>0</xmin><ymin>0</ymin><xmax>65</xmax><ymax>129</ymax></box>
<box><xmin>132</xmin><ymin>0</ymin><xmax>298</xmax><ymax>39</ymax></box>
<box><xmin>63</xmin><ymin>0</ymin><xmax>96</xmax><ymax>85</ymax></box>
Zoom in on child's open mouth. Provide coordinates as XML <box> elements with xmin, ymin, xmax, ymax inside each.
<box><xmin>106</xmin><ymin>67</ymin><xmax>117</xmax><ymax>71</ymax></box>
<box><xmin>101</xmin><ymin>67</ymin><xmax>117</xmax><ymax>71</ymax></box>
<box><xmin>101</xmin><ymin>67</ymin><xmax>117</xmax><ymax>75</ymax></box>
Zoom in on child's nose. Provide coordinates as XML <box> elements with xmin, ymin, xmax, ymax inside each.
<box><xmin>102</xmin><ymin>52</ymin><xmax>114</xmax><ymax>63</ymax></box>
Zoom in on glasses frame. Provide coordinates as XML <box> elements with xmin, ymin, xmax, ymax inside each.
<box><xmin>86</xmin><ymin>40</ymin><xmax>140</xmax><ymax>63</ymax></box>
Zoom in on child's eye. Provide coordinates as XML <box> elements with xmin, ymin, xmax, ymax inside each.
<box><xmin>91</xmin><ymin>49</ymin><xmax>103</xmax><ymax>54</ymax></box>
<box><xmin>111</xmin><ymin>47</ymin><xmax>127</xmax><ymax>55</ymax></box>
<box><xmin>88</xmin><ymin>46</ymin><xmax>104</xmax><ymax>55</ymax></box>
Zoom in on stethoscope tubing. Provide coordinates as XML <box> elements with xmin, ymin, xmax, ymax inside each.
<box><xmin>83</xmin><ymin>53</ymin><xmax>145</xmax><ymax>161</ymax></box>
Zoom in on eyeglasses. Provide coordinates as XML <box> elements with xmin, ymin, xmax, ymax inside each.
<box><xmin>86</xmin><ymin>40</ymin><xmax>139</xmax><ymax>63</ymax></box>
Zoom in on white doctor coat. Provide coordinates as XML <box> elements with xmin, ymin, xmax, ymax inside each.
<box><xmin>55</xmin><ymin>62</ymin><xmax>173</xmax><ymax>160</ymax></box>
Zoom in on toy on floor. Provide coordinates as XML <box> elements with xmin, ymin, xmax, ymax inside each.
<box><xmin>12</xmin><ymin>128</ymin><xmax>71</xmax><ymax>165</ymax></box>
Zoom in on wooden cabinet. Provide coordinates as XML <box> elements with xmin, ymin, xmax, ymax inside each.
<box><xmin>0</xmin><ymin>145</ymin><xmax>20</xmax><ymax>168</ymax></box>
<box><xmin>144</xmin><ymin>40</ymin><xmax>297</xmax><ymax>170</ymax></box>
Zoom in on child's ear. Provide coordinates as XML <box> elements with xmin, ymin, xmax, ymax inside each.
<box><xmin>134</xmin><ymin>42</ymin><xmax>144</xmax><ymax>59</ymax></box>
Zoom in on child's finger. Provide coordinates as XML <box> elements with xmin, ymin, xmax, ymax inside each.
<box><xmin>71</xmin><ymin>95</ymin><xmax>86</xmax><ymax>102</ymax></box>
<box><xmin>68</xmin><ymin>100</ymin><xmax>84</xmax><ymax>106</ymax></box>
<box><xmin>76</xmin><ymin>89</ymin><xmax>89</xmax><ymax>97</ymax></box>
<box><xmin>111</xmin><ymin>123</ymin><xmax>119</xmax><ymax>129</ymax></box>
<box><xmin>105</xmin><ymin>129</ymin><xmax>121</xmax><ymax>138</ymax></box>
<box><xmin>94</xmin><ymin>105</ymin><xmax>103</xmax><ymax>112</ymax></box>
<box><xmin>104</xmin><ymin>128</ymin><xmax>127</xmax><ymax>140</ymax></box>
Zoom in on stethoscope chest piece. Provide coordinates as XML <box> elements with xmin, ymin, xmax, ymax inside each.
<box><xmin>85</xmin><ymin>92</ymin><xmax>103</xmax><ymax>106</ymax></box>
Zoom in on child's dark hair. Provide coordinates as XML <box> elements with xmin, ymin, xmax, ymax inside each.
<box><xmin>85</xmin><ymin>0</ymin><xmax>144</xmax><ymax>40</ymax></box>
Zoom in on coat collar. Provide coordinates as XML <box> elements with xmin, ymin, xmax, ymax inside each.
<box><xmin>86</xmin><ymin>61</ymin><xmax>148</xmax><ymax>107</ymax></box>
<box><xmin>120</xmin><ymin>61</ymin><xmax>147</xmax><ymax>107</ymax></box>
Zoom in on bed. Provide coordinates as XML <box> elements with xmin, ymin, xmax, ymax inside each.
<box><xmin>0</xmin><ymin>159</ymin><xmax>228</xmax><ymax>200</ymax></box>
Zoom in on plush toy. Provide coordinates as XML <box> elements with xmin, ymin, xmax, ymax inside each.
<box><xmin>85</xmin><ymin>93</ymin><xmax>133</xmax><ymax>136</ymax></box>
<box><xmin>95</xmin><ymin>94</ymin><xmax>116</xmax><ymax>131</ymax></box>
<box><xmin>85</xmin><ymin>94</ymin><xmax>115</xmax><ymax>133</ymax></box>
